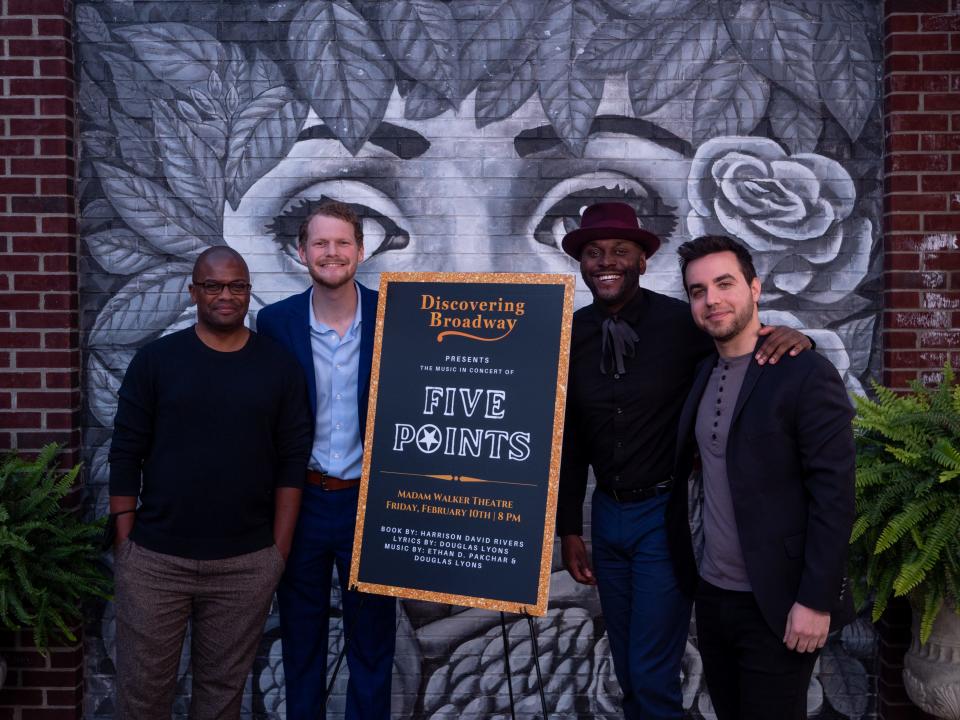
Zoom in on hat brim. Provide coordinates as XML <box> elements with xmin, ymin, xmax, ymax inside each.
<box><xmin>561</xmin><ymin>226</ymin><xmax>662</xmax><ymax>260</ymax></box>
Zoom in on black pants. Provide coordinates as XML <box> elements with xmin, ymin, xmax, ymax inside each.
<box><xmin>695</xmin><ymin>580</ymin><xmax>818</xmax><ymax>720</ymax></box>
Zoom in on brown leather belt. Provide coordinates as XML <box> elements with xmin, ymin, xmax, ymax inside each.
<box><xmin>306</xmin><ymin>470</ymin><xmax>360</xmax><ymax>491</ymax></box>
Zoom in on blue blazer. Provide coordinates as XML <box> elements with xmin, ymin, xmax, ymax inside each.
<box><xmin>256</xmin><ymin>283</ymin><xmax>379</xmax><ymax>440</ymax></box>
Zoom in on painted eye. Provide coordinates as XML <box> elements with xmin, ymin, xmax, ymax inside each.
<box><xmin>527</xmin><ymin>172</ymin><xmax>678</xmax><ymax>251</ymax></box>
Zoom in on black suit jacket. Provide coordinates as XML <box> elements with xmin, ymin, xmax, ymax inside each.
<box><xmin>667</xmin><ymin>342</ymin><xmax>856</xmax><ymax>637</ymax></box>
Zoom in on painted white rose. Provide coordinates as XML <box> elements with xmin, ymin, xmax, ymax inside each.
<box><xmin>687</xmin><ymin>137</ymin><xmax>873</xmax><ymax>303</ymax></box>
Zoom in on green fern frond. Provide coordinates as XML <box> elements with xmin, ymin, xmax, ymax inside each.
<box><xmin>0</xmin><ymin>445</ymin><xmax>111</xmax><ymax>655</ymax></box>
<box><xmin>894</xmin><ymin>509</ymin><xmax>960</xmax><ymax>595</ymax></box>
<box><xmin>919</xmin><ymin>590</ymin><xmax>943</xmax><ymax>645</ymax></box>
<box><xmin>852</xmin><ymin>363</ymin><xmax>960</xmax><ymax>643</ymax></box>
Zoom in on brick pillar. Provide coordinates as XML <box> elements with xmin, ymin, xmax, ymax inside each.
<box><xmin>881</xmin><ymin>2</ymin><xmax>959</xmax><ymax>719</ymax></box>
<box><xmin>0</xmin><ymin>0</ymin><xmax>84</xmax><ymax>717</ymax></box>
<box><xmin>0</xmin><ymin>0</ymin><xmax>80</xmax><ymax>463</ymax></box>
<box><xmin>884</xmin><ymin>0</ymin><xmax>960</xmax><ymax>391</ymax></box>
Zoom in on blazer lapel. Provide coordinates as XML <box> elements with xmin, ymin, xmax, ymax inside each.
<box><xmin>676</xmin><ymin>353</ymin><xmax>716</xmax><ymax>467</ymax></box>
<box><xmin>292</xmin><ymin>288</ymin><xmax>317</xmax><ymax>417</ymax></box>
<box><xmin>357</xmin><ymin>283</ymin><xmax>377</xmax><ymax>438</ymax></box>
<box><xmin>730</xmin><ymin>340</ymin><xmax>766</xmax><ymax>425</ymax></box>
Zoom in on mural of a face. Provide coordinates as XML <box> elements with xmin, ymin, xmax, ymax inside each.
<box><xmin>224</xmin><ymin>86</ymin><xmax>692</xmax><ymax>310</ymax></box>
<box><xmin>77</xmin><ymin>1</ymin><xmax>883</xmax><ymax>718</ymax></box>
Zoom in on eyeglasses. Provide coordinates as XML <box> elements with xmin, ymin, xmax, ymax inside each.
<box><xmin>195</xmin><ymin>281</ymin><xmax>252</xmax><ymax>296</ymax></box>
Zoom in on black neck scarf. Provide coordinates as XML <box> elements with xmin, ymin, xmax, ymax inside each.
<box><xmin>600</xmin><ymin>315</ymin><xmax>639</xmax><ymax>375</ymax></box>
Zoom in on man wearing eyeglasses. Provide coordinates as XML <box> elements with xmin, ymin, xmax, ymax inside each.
<box><xmin>108</xmin><ymin>246</ymin><xmax>312</xmax><ymax>720</ymax></box>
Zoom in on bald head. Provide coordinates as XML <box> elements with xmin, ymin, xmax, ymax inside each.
<box><xmin>192</xmin><ymin>246</ymin><xmax>249</xmax><ymax>283</ymax></box>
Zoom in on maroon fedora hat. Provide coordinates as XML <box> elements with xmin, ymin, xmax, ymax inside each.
<box><xmin>561</xmin><ymin>202</ymin><xmax>661</xmax><ymax>260</ymax></box>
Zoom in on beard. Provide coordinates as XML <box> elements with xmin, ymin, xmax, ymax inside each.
<box><xmin>582</xmin><ymin>264</ymin><xmax>642</xmax><ymax>309</ymax></box>
<box><xmin>704</xmin><ymin>301</ymin><xmax>755</xmax><ymax>343</ymax></box>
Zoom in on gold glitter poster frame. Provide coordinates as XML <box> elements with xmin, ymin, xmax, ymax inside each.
<box><xmin>348</xmin><ymin>272</ymin><xmax>575</xmax><ymax>616</ymax></box>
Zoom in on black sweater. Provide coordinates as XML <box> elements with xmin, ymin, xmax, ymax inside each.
<box><xmin>109</xmin><ymin>328</ymin><xmax>312</xmax><ymax>560</ymax></box>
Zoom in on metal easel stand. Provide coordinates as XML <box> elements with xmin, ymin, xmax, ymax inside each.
<box><xmin>320</xmin><ymin>593</ymin><xmax>368</xmax><ymax>719</ymax></box>
<box><xmin>499</xmin><ymin>611</ymin><xmax>550</xmax><ymax>720</ymax></box>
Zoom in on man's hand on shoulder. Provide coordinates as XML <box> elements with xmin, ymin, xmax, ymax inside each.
<box><xmin>783</xmin><ymin>602</ymin><xmax>830</xmax><ymax>653</ymax></box>
<box><xmin>561</xmin><ymin>535</ymin><xmax>596</xmax><ymax>586</ymax></box>
<box><xmin>755</xmin><ymin>325</ymin><xmax>812</xmax><ymax>366</ymax></box>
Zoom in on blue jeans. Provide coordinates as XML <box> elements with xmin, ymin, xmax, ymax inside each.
<box><xmin>277</xmin><ymin>484</ymin><xmax>396</xmax><ymax>720</ymax></box>
<box><xmin>591</xmin><ymin>489</ymin><xmax>692</xmax><ymax>720</ymax></box>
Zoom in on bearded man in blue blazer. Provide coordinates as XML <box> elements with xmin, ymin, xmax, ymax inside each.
<box><xmin>667</xmin><ymin>235</ymin><xmax>855</xmax><ymax>720</ymax></box>
<box><xmin>257</xmin><ymin>200</ymin><xmax>395</xmax><ymax>720</ymax></box>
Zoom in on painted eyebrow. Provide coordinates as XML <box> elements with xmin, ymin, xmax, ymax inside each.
<box><xmin>514</xmin><ymin>115</ymin><xmax>692</xmax><ymax>158</ymax></box>
<box><xmin>297</xmin><ymin>122</ymin><xmax>431</xmax><ymax>159</ymax></box>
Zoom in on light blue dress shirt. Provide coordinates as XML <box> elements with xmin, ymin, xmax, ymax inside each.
<box><xmin>307</xmin><ymin>282</ymin><xmax>363</xmax><ymax>479</ymax></box>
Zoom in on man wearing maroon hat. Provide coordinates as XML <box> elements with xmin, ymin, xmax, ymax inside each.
<box><xmin>556</xmin><ymin>202</ymin><xmax>810</xmax><ymax>720</ymax></box>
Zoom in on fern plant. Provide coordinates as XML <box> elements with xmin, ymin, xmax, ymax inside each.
<box><xmin>0</xmin><ymin>444</ymin><xmax>111</xmax><ymax>654</ymax></box>
<box><xmin>850</xmin><ymin>364</ymin><xmax>960</xmax><ymax>644</ymax></box>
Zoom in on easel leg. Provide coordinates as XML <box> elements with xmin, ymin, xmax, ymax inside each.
<box><xmin>526</xmin><ymin>614</ymin><xmax>549</xmax><ymax>720</ymax></box>
<box><xmin>320</xmin><ymin>593</ymin><xmax>368</xmax><ymax>720</ymax></box>
<box><xmin>500</xmin><ymin>612</ymin><xmax>518</xmax><ymax>720</ymax></box>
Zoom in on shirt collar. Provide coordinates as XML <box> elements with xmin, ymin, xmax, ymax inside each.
<box><xmin>308</xmin><ymin>281</ymin><xmax>362</xmax><ymax>337</ymax></box>
<box><xmin>587</xmin><ymin>285</ymin><xmax>648</xmax><ymax>325</ymax></box>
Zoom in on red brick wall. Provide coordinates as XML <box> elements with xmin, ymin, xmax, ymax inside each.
<box><xmin>880</xmin><ymin>2</ymin><xmax>957</xmax><ymax>719</ymax></box>
<box><xmin>884</xmin><ymin>0</ymin><xmax>960</xmax><ymax>391</ymax></box>
<box><xmin>0</xmin><ymin>0</ymin><xmax>80</xmax><ymax>464</ymax></box>
<box><xmin>0</xmin><ymin>0</ymin><xmax>83</xmax><ymax>717</ymax></box>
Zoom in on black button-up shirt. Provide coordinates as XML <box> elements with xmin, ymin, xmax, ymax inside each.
<box><xmin>556</xmin><ymin>287</ymin><xmax>714</xmax><ymax>536</ymax></box>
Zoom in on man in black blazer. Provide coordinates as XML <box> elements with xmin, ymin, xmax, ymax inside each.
<box><xmin>667</xmin><ymin>235</ymin><xmax>855</xmax><ymax>720</ymax></box>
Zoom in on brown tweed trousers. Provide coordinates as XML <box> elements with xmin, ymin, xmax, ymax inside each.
<box><xmin>114</xmin><ymin>540</ymin><xmax>285</xmax><ymax>720</ymax></box>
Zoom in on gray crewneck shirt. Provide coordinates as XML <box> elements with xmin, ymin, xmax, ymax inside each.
<box><xmin>695</xmin><ymin>352</ymin><xmax>753</xmax><ymax>591</ymax></box>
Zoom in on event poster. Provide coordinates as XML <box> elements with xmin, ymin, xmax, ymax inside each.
<box><xmin>349</xmin><ymin>273</ymin><xmax>575</xmax><ymax>615</ymax></box>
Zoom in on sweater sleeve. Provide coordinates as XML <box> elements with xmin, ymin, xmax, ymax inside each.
<box><xmin>273</xmin><ymin>355</ymin><xmax>312</xmax><ymax>489</ymax></box>
<box><xmin>108</xmin><ymin>346</ymin><xmax>155</xmax><ymax>497</ymax></box>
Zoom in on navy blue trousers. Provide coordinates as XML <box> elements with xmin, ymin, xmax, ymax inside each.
<box><xmin>591</xmin><ymin>490</ymin><xmax>692</xmax><ymax>720</ymax></box>
<box><xmin>278</xmin><ymin>485</ymin><xmax>396</xmax><ymax>720</ymax></box>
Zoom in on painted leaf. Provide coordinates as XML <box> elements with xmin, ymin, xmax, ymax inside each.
<box><xmin>289</xmin><ymin>0</ymin><xmax>394</xmax><ymax>155</ymax></box>
<box><xmin>628</xmin><ymin>19</ymin><xmax>724</xmax><ymax>116</ymax></box>
<box><xmin>114</xmin><ymin>23</ymin><xmax>226</xmax><ymax>97</ymax></box>
<box><xmin>724</xmin><ymin>0</ymin><xmax>820</xmax><ymax>107</ymax></box>
<box><xmin>189</xmin><ymin>88</ymin><xmax>221</xmax><ymax>119</ymax></box>
<box><xmin>476</xmin><ymin>59</ymin><xmax>536</xmax><ymax>128</ymax></box>
<box><xmin>76</xmin><ymin>5</ymin><xmax>111</xmax><ymax>43</ymax></box>
<box><xmin>249</xmin><ymin>50</ymin><xmax>286</xmax><ymax>99</ymax></box>
<box><xmin>404</xmin><ymin>82</ymin><xmax>454</xmax><ymax>120</ymax></box>
<box><xmin>459</xmin><ymin>0</ymin><xmax>548</xmax><ymax>91</ymax></box>
<box><xmin>223</xmin><ymin>43</ymin><xmax>253</xmax><ymax>103</ymax></box>
<box><xmin>89</xmin><ymin>264</ymin><xmax>193</xmax><ymax>348</ymax></box>
<box><xmin>601</xmin><ymin>0</ymin><xmax>704</xmax><ymax>19</ymax></box>
<box><xmin>151</xmin><ymin>101</ymin><xmax>224</xmax><ymax>227</ymax></box>
<box><xmin>224</xmin><ymin>86</ymin><xmax>307</xmax><ymax>210</ymax></box>
<box><xmin>180</xmin><ymin>110</ymin><xmax>229</xmax><ymax>161</ymax></box>
<box><xmin>536</xmin><ymin>0</ymin><xmax>608</xmax><ymax>157</ymax></box>
<box><xmin>815</xmin><ymin>9</ymin><xmax>877</xmax><ymax>142</ymax></box>
<box><xmin>79</xmin><ymin>70</ymin><xmax>110</xmax><ymax>120</ymax></box>
<box><xmin>111</xmin><ymin>110</ymin><xmax>159</xmax><ymax>178</ymax></box>
<box><xmin>380</xmin><ymin>0</ymin><xmax>460</xmax><ymax>102</ymax></box>
<box><xmin>576</xmin><ymin>20</ymin><xmax>652</xmax><ymax>74</ymax></box>
<box><xmin>818</xmin><ymin>645</ymin><xmax>869</xmax><ymax>720</ymax></box>
<box><xmin>86</xmin><ymin>351</ymin><xmax>122</xmax><ymax>427</ymax></box>
<box><xmin>207</xmin><ymin>71</ymin><xmax>223</xmax><ymax>100</ymax></box>
<box><xmin>769</xmin><ymin>88</ymin><xmax>823</xmax><ymax>153</ymax></box>
<box><xmin>85</xmin><ymin>227</ymin><xmax>164</xmax><ymax>275</ymax></box>
<box><xmin>81</xmin><ymin>130</ymin><xmax>114</xmax><ymax>160</ymax></box>
<box><xmin>100</xmin><ymin>50</ymin><xmax>174</xmax><ymax>121</ymax></box>
<box><xmin>94</xmin><ymin>161</ymin><xmax>221</xmax><ymax>258</ymax></box>
<box><xmin>692</xmin><ymin>46</ymin><xmax>770</xmax><ymax>145</ymax></box>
